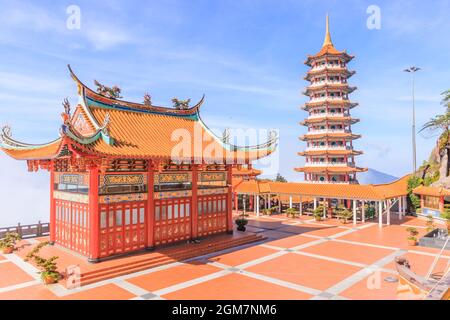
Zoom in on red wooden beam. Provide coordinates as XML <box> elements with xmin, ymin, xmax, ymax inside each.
<box><xmin>88</xmin><ymin>165</ymin><xmax>100</xmax><ymax>262</ymax></box>
<box><xmin>146</xmin><ymin>161</ymin><xmax>155</xmax><ymax>249</ymax></box>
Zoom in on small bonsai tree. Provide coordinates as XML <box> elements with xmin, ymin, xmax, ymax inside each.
<box><xmin>406</xmin><ymin>227</ymin><xmax>419</xmax><ymax>245</ymax></box>
<box><xmin>425</xmin><ymin>214</ymin><xmax>436</xmax><ymax>233</ymax></box>
<box><xmin>25</xmin><ymin>241</ymin><xmax>60</xmax><ymax>284</ymax></box>
<box><xmin>336</xmin><ymin>205</ymin><xmax>353</xmax><ymax>224</ymax></box>
<box><xmin>313</xmin><ymin>205</ymin><xmax>325</xmax><ymax>221</ymax></box>
<box><xmin>0</xmin><ymin>232</ymin><xmax>21</xmax><ymax>254</ymax></box>
<box><xmin>285</xmin><ymin>208</ymin><xmax>298</xmax><ymax>219</ymax></box>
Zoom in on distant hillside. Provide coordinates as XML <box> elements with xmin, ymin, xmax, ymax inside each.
<box><xmin>358</xmin><ymin>168</ymin><xmax>398</xmax><ymax>185</ymax></box>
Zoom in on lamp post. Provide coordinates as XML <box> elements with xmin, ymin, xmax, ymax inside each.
<box><xmin>403</xmin><ymin>66</ymin><xmax>421</xmax><ymax>173</ymax></box>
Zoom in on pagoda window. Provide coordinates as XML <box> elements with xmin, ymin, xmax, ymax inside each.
<box><xmin>319</xmin><ymin>176</ymin><xmax>325</xmax><ymax>182</ymax></box>
<box><xmin>102</xmin><ymin>184</ymin><xmax>147</xmax><ymax>195</ymax></box>
<box><xmin>331</xmin><ymin>141</ymin><xmax>336</xmax><ymax>146</ymax></box>
<box><xmin>320</xmin><ymin>142</ymin><xmax>325</xmax><ymax>146</ymax></box>
<box><xmin>320</xmin><ymin>109</ymin><xmax>325</xmax><ymax>113</ymax></box>
<box><xmin>330</xmin><ymin>125</ymin><xmax>336</xmax><ymax>129</ymax></box>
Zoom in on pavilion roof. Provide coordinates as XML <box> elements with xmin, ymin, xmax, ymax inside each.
<box><xmin>297</xmin><ymin>149</ymin><xmax>363</xmax><ymax>156</ymax></box>
<box><xmin>0</xmin><ymin>66</ymin><xmax>277</xmax><ymax>164</ymax></box>
<box><xmin>413</xmin><ymin>185</ymin><xmax>450</xmax><ymax>197</ymax></box>
<box><xmin>233</xmin><ymin>175</ymin><xmax>410</xmax><ymax>201</ymax></box>
<box><xmin>294</xmin><ymin>166</ymin><xmax>367</xmax><ymax>173</ymax></box>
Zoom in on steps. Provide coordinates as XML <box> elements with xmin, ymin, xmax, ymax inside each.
<box><xmin>71</xmin><ymin>233</ymin><xmax>265</xmax><ymax>287</ymax></box>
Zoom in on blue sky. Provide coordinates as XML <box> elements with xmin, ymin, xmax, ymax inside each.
<box><xmin>0</xmin><ymin>0</ymin><xmax>449</xmax><ymax>224</ymax></box>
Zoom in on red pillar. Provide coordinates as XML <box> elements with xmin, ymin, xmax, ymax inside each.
<box><xmin>49</xmin><ymin>166</ymin><xmax>56</xmax><ymax>244</ymax></box>
<box><xmin>146</xmin><ymin>162</ymin><xmax>155</xmax><ymax>249</ymax></box>
<box><xmin>250</xmin><ymin>195</ymin><xmax>254</xmax><ymax>211</ymax></box>
<box><xmin>227</xmin><ymin>165</ymin><xmax>233</xmax><ymax>234</ymax></box>
<box><xmin>234</xmin><ymin>193</ymin><xmax>238</xmax><ymax>211</ymax></box>
<box><xmin>88</xmin><ymin>165</ymin><xmax>100</xmax><ymax>262</ymax></box>
<box><xmin>191</xmin><ymin>164</ymin><xmax>199</xmax><ymax>239</ymax></box>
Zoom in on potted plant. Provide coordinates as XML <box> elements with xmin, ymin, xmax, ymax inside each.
<box><xmin>425</xmin><ymin>214</ymin><xmax>436</xmax><ymax>233</ymax></box>
<box><xmin>406</xmin><ymin>227</ymin><xmax>419</xmax><ymax>246</ymax></box>
<box><xmin>313</xmin><ymin>205</ymin><xmax>324</xmax><ymax>221</ymax></box>
<box><xmin>0</xmin><ymin>232</ymin><xmax>21</xmax><ymax>254</ymax></box>
<box><xmin>285</xmin><ymin>208</ymin><xmax>298</xmax><ymax>219</ymax></box>
<box><xmin>25</xmin><ymin>241</ymin><xmax>60</xmax><ymax>285</ymax></box>
<box><xmin>336</xmin><ymin>206</ymin><xmax>353</xmax><ymax>224</ymax></box>
<box><xmin>441</xmin><ymin>204</ymin><xmax>450</xmax><ymax>233</ymax></box>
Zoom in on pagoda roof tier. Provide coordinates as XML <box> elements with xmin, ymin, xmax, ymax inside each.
<box><xmin>298</xmin><ymin>149</ymin><xmax>363</xmax><ymax>156</ymax></box>
<box><xmin>304</xmin><ymin>68</ymin><xmax>355</xmax><ymax>80</ymax></box>
<box><xmin>303</xmin><ymin>84</ymin><xmax>357</xmax><ymax>95</ymax></box>
<box><xmin>300</xmin><ymin>116</ymin><xmax>360</xmax><ymax>126</ymax></box>
<box><xmin>299</xmin><ymin>132</ymin><xmax>361</xmax><ymax>141</ymax></box>
<box><xmin>304</xmin><ymin>16</ymin><xmax>354</xmax><ymax>66</ymax></box>
<box><xmin>302</xmin><ymin>100</ymin><xmax>358</xmax><ymax>110</ymax></box>
<box><xmin>0</xmin><ymin>66</ymin><xmax>277</xmax><ymax>164</ymax></box>
<box><xmin>294</xmin><ymin>166</ymin><xmax>367</xmax><ymax>173</ymax></box>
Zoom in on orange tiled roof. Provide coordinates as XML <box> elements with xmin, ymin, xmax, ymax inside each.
<box><xmin>233</xmin><ymin>175</ymin><xmax>410</xmax><ymax>201</ymax></box>
<box><xmin>298</xmin><ymin>149</ymin><xmax>363</xmax><ymax>156</ymax></box>
<box><xmin>1</xmin><ymin>139</ymin><xmax>63</xmax><ymax>160</ymax></box>
<box><xmin>1</xmin><ymin>67</ymin><xmax>277</xmax><ymax>163</ymax></box>
<box><xmin>413</xmin><ymin>185</ymin><xmax>450</xmax><ymax>197</ymax></box>
<box><xmin>300</xmin><ymin>116</ymin><xmax>359</xmax><ymax>125</ymax></box>
<box><xmin>299</xmin><ymin>132</ymin><xmax>361</xmax><ymax>141</ymax></box>
<box><xmin>294</xmin><ymin>166</ymin><xmax>367</xmax><ymax>173</ymax></box>
<box><xmin>232</xmin><ymin>167</ymin><xmax>262</xmax><ymax>177</ymax></box>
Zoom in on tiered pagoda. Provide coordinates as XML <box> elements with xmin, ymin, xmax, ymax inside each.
<box><xmin>0</xmin><ymin>66</ymin><xmax>276</xmax><ymax>262</ymax></box>
<box><xmin>295</xmin><ymin>15</ymin><xmax>367</xmax><ymax>183</ymax></box>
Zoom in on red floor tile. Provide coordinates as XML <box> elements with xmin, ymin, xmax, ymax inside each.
<box><xmin>301</xmin><ymin>241</ymin><xmax>395</xmax><ymax>265</ymax></box>
<box><xmin>246</xmin><ymin>253</ymin><xmax>361</xmax><ymax>291</ymax></box>
<box><xmin>266</xmin><ymin>234</ymin><xmax>318</xmax><ymax>249</ymax></box>
<box><xmin>0</xmin><ymin>262</ymin><xmax>34</xmax><ymax>288</ymax></box>
<box><xmin>60</xmin><ymin>283</ymin><xmax>135</xmax><ymax>300</ymax></box>
<box><xmin>127</xmin><ymin>261</ymin><xmax>221</xmax><ymax>292</ymax></box>
<box><xmin>163</xmin><ymin>273</ymin><xmax>312</xmax><ymax>300</ymax></box>
<box><xmin>0</xmin><ymin>284</ymin><xmax>57</xmax><ymax>300</ymax></box>
<box><xmin>340</xmin><ymin>271</ymin><xmax>402</xmax><ymax>300</ymax></box>
<box><xmin>209</xmin><ymin>245</ymin><xmax>277</xmax><ymax>266</ymax></box>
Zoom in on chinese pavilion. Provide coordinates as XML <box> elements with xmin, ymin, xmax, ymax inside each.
<box><xmin>0</xmin><ymin>66</ymin><xmax>276</xmax><ymax>262</ymax></box>
<box><xmin>295</xmin><ymin>15</ymin><xmax>367</xmax><ymax>183</ymax></box>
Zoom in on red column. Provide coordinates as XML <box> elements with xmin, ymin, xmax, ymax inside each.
<box><xmin>227</xmin><ymin>165</ymin><xmax>233</xmax><ymax>234</ymax></box>
<box><xmin>49</xmin><ymin>166</ymin><xmax>56</xmax><ymax>244</ymax></box>
<box><xmin>250</xmin><ymin>195</ymin><xmax>254</xmax><ymax>211</ymax></box>
<box><xmin>88</xmin><ymin>165</ymin><xmax>100</xmax><ymax>262</ymax></box>
<box><xmin>439</xmin><ymin>196</ymin><xmax>444</xmax><ymax>213</ymax></box>
<box><xmin>146</xmin><ymin>162</ymin><xmax>155</xmax><ymax>249</ymax></box>
<box><xmin>191</xmin><ymin>164</ymin><xmax>199</xmax><ymax>239</ymax></box>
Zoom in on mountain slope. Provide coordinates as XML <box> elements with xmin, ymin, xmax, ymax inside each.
<box><xmin>358</xmin><ymin>168</ymin><xmax>398</xmax><ymax>185</ymax></box>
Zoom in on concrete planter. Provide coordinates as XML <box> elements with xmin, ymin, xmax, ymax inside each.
<box><xmin>419</xmin><ymin>229</ymin><xmax>449</xmax><ymax>250</ymax></box>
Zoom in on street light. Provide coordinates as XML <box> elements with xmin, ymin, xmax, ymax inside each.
<box><xmin>403</xmin><ymin>66</ymin><xmax>421</xmax><ymax>173</ymax></box>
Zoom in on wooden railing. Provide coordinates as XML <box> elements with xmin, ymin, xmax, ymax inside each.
<box><xmin>0</xmin><ymin>221</ymin><xmax>49</xmax><ymax>239</ymax></box>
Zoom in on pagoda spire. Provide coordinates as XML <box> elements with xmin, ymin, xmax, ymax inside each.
<box><xmin>322</xmin><ymin>14</ymin><xmax>333</xmax><ymax>47</ymax></box>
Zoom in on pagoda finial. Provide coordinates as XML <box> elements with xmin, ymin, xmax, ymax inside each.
<box><xmin>322</xmin><ymin>14</ymin><xmax>333</xmax><ymax>47</ymax></box>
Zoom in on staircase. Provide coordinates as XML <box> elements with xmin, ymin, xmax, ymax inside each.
<box><xmin>71</xmin><ymin>233</ymin><xmax>265</xmax><ymax>287</ymax></box>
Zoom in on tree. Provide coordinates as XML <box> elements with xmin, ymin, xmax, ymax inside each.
<box><xmin>275</xmin><ymin>173</ymin><xmax>287</xmax><ymax>183</ymax></box>
<box><xmin>420</xmin><ymin>90</ymin><xmax>450</xmax><ymax>181</ymax></box>
<box><xmin>407</xmin><ymin>176</ymin><xmax>423</xmax><ymax>211</ymax></box>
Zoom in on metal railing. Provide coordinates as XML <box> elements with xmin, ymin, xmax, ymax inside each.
<box><xmin>0</xmin><ymin>221</ymin><xmax>50</xmax><ymax>239</ymax></box>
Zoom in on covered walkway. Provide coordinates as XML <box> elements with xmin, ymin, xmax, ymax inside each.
<box><xmin>233</xmin><ymin>175</ymin><xmax>410</xmax><ymax>228</ymax></box>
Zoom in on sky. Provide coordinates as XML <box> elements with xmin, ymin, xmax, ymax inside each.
<box><xmin>0</xmin><ymin>0</ymin><xmax>449</xmax><ymax>225</ymax></box>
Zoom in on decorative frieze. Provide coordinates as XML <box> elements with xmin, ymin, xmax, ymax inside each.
<box><xmin>99</xmin><ymin>193</ymin><xmax>147</xmax><ymax>204</ymax></box>
<box><xmin>154</xmin><ymin>190</ymin><xmax>192</xmax><ymax>200</ymax></box>
<box><xmin>198</xmin><ymin>188</ymin><xmax>228</xmax><ymax>196</ymax></box>
<box><xmin>53</xmin><ymin>191</ymin><xmax>89</xmax><ymax>204</ymax></box>
<box><xmin>199</xmin><ymin>171</ymin><xmax>226</xmax><ymax>182</ymax></box>
<box><xmin>154</xmin><ymin>172</ymin><xmax>192</xmax><ymax>185</ymax></box>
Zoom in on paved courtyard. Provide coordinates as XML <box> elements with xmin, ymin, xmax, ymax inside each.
<box><xmin>0</xmin><ymin>213</ymin><xmax>448</xmax><ymax>300</ymax></box>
